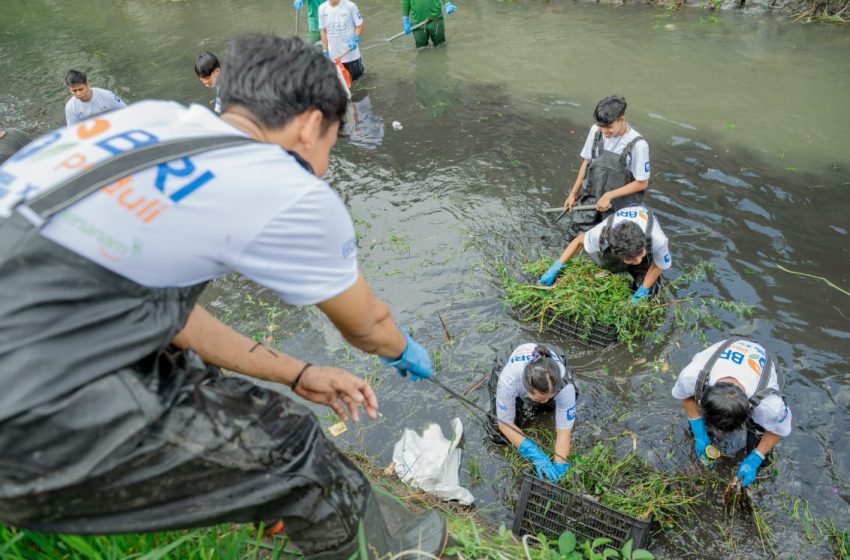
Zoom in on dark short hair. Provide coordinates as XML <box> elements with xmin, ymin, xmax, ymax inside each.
<box><xmin>195</xmin><ymin>52</ymin><xmax>221</xmax><ymax>78</ymax></box>
<box><xmin>65</xmin><ymin>69</ymin><xmax>87</xmax><ymax>87</ymax></box>
<box><xmin>594</xmin><ymin>95</ymin><xmax>627</xmax><ymax>126</ymax></box>
<box><xmin>700</xmin><ymin>382</ymin><xmax>750</xmax><ymax>432</ymax></box>
<box><xmin>522</xmin><ymin>346</ymin><xmax>561</xmax><ymax>396</ymax></box>
<box><xmin>218</xmin><ymin>34</ymin><xmax>347</xmax><ymax>132</ymax></box>
<box><xmin>609</xmin><ymin>221</ymin><xmax>646</xmax><ymax>260</ymax></box>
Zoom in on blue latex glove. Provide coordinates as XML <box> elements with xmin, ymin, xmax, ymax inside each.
<box><xmin>518</xmin><ymin>439</ymin><xmax>560</xmax><ymax>482</ymax></box>
<box><xmin>737</xmin><ymin>450</ymin><xmax>765</xmax><ymax>488</ymax></box>
<box><xmin>551</xmin><ymin>462</ymin><xmax>570</xmax><ymax>481</ymax></box>
<box><xmin>323</xmin><ymin>50</ymin><xmax>330</xmax><ymax>59</ymax></box>
<box><xmin>402</xmin><ymin>16</ymin><xmax>412</xmax><ymax>34</ymax></box>
<box><xmin>537</xmin><ymin>260</ymin><xmax>563</xmax><ymax>286</ymax></box>
<box><xmin>348</xmin><ymin>35</ymin><xmax>360</xmax><ymax>50</ymax></box>
<box><xmin>445</xmin><ymin>1</ymin><xmax>457</xmax><ymax>14</ymax></box>
<box><xmin>293</xmin><ymin>0</ymin><xmax>303</xmax><ymax>11</ymax></box>
<box><xmin>379</xmin><ymin>329</ymin><xmax>433</xmax><ymax>381</ymax></box>
<box><xmin>630</xmin><ymin>285</ymin><xmax>651</xmax><ymax>304</ymax></box>
<box><xmin>689</xmin><ymin>417</ymin><xmax>712</xmax><ymax>463</ymax></box>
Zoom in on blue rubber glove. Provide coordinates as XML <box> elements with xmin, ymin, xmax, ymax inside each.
<box><xmin>737</xmin><ymin>449</ymin><xmax>765</xmax><ymax>488</ymax></box>
<box><xmin>689</xmin><ymin>417</ymin><xmax>712</xmax><ymax>463</ymax></box>
<box><xmin>348</xmin><ymin>35</ymin><xmax>360</xmax><ymax>50</ymax></box>
<box><xmin>293</xmin><ymin>0</ymin><xmax>303</xmax><ymax>11</ymax></box>
<box><xmin>518</xmin><ymin>439</ymin><xmax>560</xmax><ymax>482</ymax></box>
<box><xmin>402</xmin><ymin>16</ymin><xmax>412</xmax><ymax>34</ymax></box>
<box><xmin>445</xmin><ymin>1</ymin><xmax>457</xmax><ymax>14</ymax></box>
<box><xmin>551</xmin><ymin>462</ymin><xmax>570</xmax><ymax>481</ymax></box>
<box><xmin>379</xmin><ymin>329</ymin><xmax>433</xmax><ymax>381</ymax></box>
<box><xmin>323</xmin><ymin>50</ymin><xmax>330</xmax><ymax>59</ymax></box>
<box><xmin>630</xmin><ymin>285</ymin><xmax>651</xmax><ymax>304</ymax></box>
<box><xmin>537</xmin><ymin>260</ymin><xmax>563</xmax><ymax>286</ymax></box>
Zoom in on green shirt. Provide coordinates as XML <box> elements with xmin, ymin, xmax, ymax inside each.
<box><xmin>402</xmin><ymin>0</ymin><xmax>444</xmax><ymax>24</ymax></box>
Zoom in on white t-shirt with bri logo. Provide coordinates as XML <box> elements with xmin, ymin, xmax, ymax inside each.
<box><xmin>65</xmin><ymin>87</ymin><xmax>127</xmax><ymax>126</ymax></box>
<box><xmin>495</xmin><ymin>344</ymin><xmax>577</xmax><ymax>431</ymax></box>
<box><xmin>0</xmin><ymin>100</ymin><xmax>358</xmax><ymax>306</ymax></box>
<box><xmin>583</xmin><ymin>205</ymin><xmax>672</xmax><ymax>271</ymax></box>
<box><xmin>672</xmin><ymin>339</ymin><xmax>792</xmax><ymax>437</ymax></box>
<box><xmin>319</xmin><ymin>0</ymin><xmax>363</xmax><ymax>63</ymax></box>
<box><xmin>580</xmin><ymin>124</ymin><xmax>650</xmax><ymax>181</ymax></box>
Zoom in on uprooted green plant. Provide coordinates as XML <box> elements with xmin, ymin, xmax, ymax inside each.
<box><xmin>507</xmin><ymin>432</ymin><xmax>708</xmax><ymax>532</ymax></box>
<box><xmin>499</xmin><ymin>258</ymin><xmax>752</xmax><ymax>349</ymax></box>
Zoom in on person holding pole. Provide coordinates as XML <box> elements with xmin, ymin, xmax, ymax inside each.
<box><xmin>401</xmin><ymin>0</ymin><xmax>457</xmax><ymax>48</ymax></box>
<box><xmin>319</xmin><ymin>0</ymin><xmax>365</xmax><ymax>81</ymax></box>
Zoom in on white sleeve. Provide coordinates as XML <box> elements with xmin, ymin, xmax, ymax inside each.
<box><xmin>751</xmin><ymin>395</ymin><xmax>792</xmax><ymax>437</ymax></box>
<box><xmin>319</xmin><ymin>6</ymin><xmax>328</xmax><ymax>29</ymax></box>
<box><xmin>231</xmin><ymin>184</ymin><xmax>359</xmax><ymax>306</ymax></box>
<box><xmin>579</xmin><ymin>126</ymin><xmax>598</xmax><ymax>161</ymax></box>
<box><xmin>652</xmin><ymin>228</ymin><xmax>672</xmax><ymax>270</ymax></box>
<box><xmin>351</xmin><ymin>2</ymin><xmax>363</xmax><ymax>25</ymax></box>
<box><xmin>112</xmin><ymin>93</ymin><xmax>127</xmax><ymax>109</ymax></box>
<box><xmin>495</xmin><ymin>371</ymin><xmax>517</xmax><ymax>425</ymax></box>
<box><xmin>582</xmin><ymin>225</ymin><xmax>601</xmax><ymax>255</ymax></box>
<box><xmin>554</xmin><ymin>384</ymin><xmax>577</xmax><ymax>430</ymax></box>
<box><xmin>672</xmin><ymin>358</ymin><xmax>703</xmax><ymax>399</ymax></box>
<box><xmin>65</xmin><ymin>102</ymin><xmax>77</xmax><ymax>126</ymax></box>
<box><xmin>630</xmin><ymin>138</ymin><xmax>650</xmax><ymax>181</ymax></box>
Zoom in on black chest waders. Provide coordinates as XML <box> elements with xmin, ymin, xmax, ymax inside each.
<box><xmin>0</xmin><ymin>137</ymin><xmax>447</xmax><ymax>559</ymax></box>
<box><xmin>694</xmin><ymin>338</ymin><xmax>783</xmax><ymax>458</ymax></box>
<box><xmin>565</xmin><ymin>131</ymin><xmax>645</xmax><ymax>242</ymax></box>
<box><xmin>589</xmin><ymin>210</ymin><xmax>663</xmax><ymax>296</ymax></box>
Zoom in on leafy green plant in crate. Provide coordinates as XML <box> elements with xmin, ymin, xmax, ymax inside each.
<box><xmin>499</xmin><ymin>257</ymin><xmax>752</xmax><ymax>349</ymax></box>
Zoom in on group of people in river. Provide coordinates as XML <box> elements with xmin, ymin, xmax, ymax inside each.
<box><xmin>488</xmin><ymin>94</ymin><xmax>791</xmax><ymax>501</ymax></box>
<box><xmin>0</xmin><ymin>14</ymin><xmax>791</xmax><ymax>560</ymax></box>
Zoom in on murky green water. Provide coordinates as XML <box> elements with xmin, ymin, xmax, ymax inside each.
<box><xmin>2</xmin><ymin>1</ymin><xmax>848</xmax><ymax>558</ymax></box>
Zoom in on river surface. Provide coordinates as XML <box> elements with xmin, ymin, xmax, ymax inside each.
<box><xmin>1</xmin><ymin>1</ymin><xmax>848</xmax><ymax>558</ymax></box>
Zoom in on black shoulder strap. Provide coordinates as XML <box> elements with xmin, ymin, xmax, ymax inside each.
<box><xmin>749</xmin><ymin>351</ymin><xmax>779</xmax><ymax>407</ymax></box>
<box><xmin>22</xmin><ymin>135</ymin><xmax>255</xmax><ymax>224</ymax></box>
<box><xmin>644</xmin><ymin>208</ymin><xmax>654</xmax><ymax>246</ymax></box>
<box><xmin>619</xmin><ymin>135</ymin><xmax>644</xmax><ymax>166</ymax></box>
<box><xmin>592</xmin><ymin>129</ymin><xmax>604</xmax><ymax>160</ymax></box>
<box><xmin>601</xmin><ymin>211</ymin><xmax>617</xmax><ymax>250</ymax></box>
<box><xmin>695</xmin><ymin>337</ymin><xmax>737</xmax><ymax>405</ymax></box>
<box><xmin>558</xmin><ymin>354</ymin><xmax>578</xmax><ymax>400</ymax></box>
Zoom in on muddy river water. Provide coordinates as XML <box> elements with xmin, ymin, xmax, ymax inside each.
<box><xmin>1</xmin><ymin>1</ymin><xmax>848</xmax><ymax>557</ymax></box>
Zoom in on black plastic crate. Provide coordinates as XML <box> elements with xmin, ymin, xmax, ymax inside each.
<box><xmin>543</xmin><ymin>309</ymin><xmax>619</xmax><ymax>349</ymax></box>
<box><xmin>513</xmin><ymin>470</ymin><xmax>652</xmax><ymax>550</ymax></box>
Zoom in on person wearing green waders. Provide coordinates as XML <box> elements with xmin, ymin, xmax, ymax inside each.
<box><xmin>401</xmin><ymin>0</ymin><xmax>457</xmax><ymax>48</ymax></box>
<box><xmin>294</xmin><ymin>0</ymin><xmax>327</xmax><ymax>44</ymax></box>
<box><xmin>562</xmin><ymin>95</ymin><xmax>650</xmax><ymax>241</ymax></box>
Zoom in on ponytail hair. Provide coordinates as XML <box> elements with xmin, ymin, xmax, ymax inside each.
<box><xmin>522</xmin><ymin>346</ymin><xmax>563</xmax><ymax>395</ymax></box>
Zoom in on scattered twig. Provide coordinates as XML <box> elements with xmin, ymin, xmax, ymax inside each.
<box><xmin>437</xmin><ymin>311</ymin><xmax>453</xmax><ymax>342</ymax></box>
<box><xmin>776</xmin><ymin>264</ymin><xmax>850</xmax><ymax>297</ymax></box>
<box><xmin>462</xmin><ymin>375</ymin><xmax>488</xmax><ymax>396</ymax></box>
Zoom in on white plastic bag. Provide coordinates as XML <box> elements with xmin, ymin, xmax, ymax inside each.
<box><xmin>392</xmin><ymin>417</ymin><xmax>474</xmax><ymax>505</ymax></box>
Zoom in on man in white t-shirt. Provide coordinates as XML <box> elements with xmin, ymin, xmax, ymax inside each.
<box><xmin>561</xmin><ymin>95</ymin><xmax>650</xmax><ymax>241</ymax></box>
<box><xmin>64</xmin><ymin>69</ymin><xmax>127</xmax><ymax>126</ymax></box>
<box><xmin>487</xmin><ymin>344</ymin><xmax>577</xmax><ymax>482</ymax></box>
<box><xmin>538</xmin><ymin>205</ymin><xmax>671</xmax><ymax>304</ymax></box>
<box><xmin>0</xmin><ymin>35</ymin><xmax>447</xmax><ymax>559</ymax></box>
<box><xmin>319</xmin><ymin>0</ymin><xmax>365</xmax><ymax>81</ymax></box>
<box><xmin>672</xmin><ymin>338</ymin><xmax>792</xmax><ymax>488</ymax></box>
